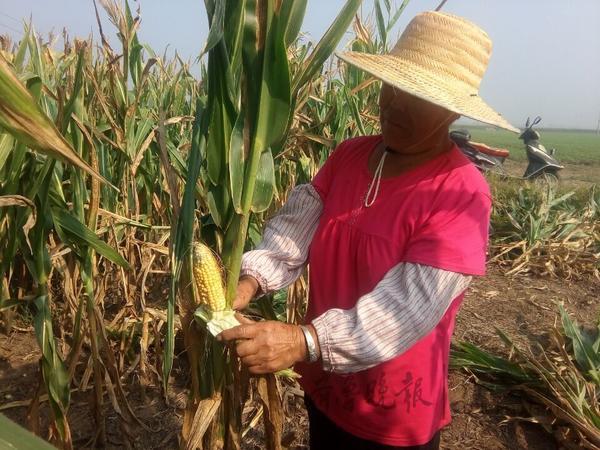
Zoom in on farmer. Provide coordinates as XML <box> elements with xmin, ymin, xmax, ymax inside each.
<box><xmin>218</xmin><ymin>11</ymin><xmax>518</xmax><ymax>450</ymax></box>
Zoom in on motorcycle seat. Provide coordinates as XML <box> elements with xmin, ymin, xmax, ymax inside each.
<box><xmin>470</xmin><ymin>141</ymin><xmax>510</xmax><ymax>158</ymax></box>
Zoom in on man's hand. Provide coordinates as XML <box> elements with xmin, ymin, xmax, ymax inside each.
<box><xmin>217</xmin><ymin>315</ymin><xmax>307</xmax><ymax>374</ymax></box>
<box><xmin>233</xmin><ymin>276</ymin><xmax>260</xmax><ymax>311</ymax></box>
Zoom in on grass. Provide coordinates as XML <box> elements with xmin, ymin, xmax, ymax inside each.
<box><xmin>454</xmin><ymin>126</ymin><xmax>600</xmax><ymax>165</ymax></box>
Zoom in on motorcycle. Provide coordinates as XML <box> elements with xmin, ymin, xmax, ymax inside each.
<box><xmin>451</xmin><ymin>116</ymin><xmax>564</xmax><ymax>182</ymax></box>
<box><xmin>519</xmin><ymin>116</ymin><xmax>564</xmax><ymax>181</ymax></box>
<box><xmin>450</xmin><ymin>129</ymin><xmax>510</xmax><ymax>174</ymax></box>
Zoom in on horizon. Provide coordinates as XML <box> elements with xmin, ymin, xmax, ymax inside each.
<box><xmin>1</xmin><ymin>0</ymin><xmax>599</xmax><ymax>130</ymax></box>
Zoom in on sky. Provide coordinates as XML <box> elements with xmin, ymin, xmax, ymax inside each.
<box><xmin>1</xmin><ymin>0</ymin><xmax>599</xmax><ymax>130</ymax></box>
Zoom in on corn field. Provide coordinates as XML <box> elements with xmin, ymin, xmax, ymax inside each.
<box><xmin>0</xmin><ymin>1</ymin><xmax>598</xmax><ymax>449</ymax></box>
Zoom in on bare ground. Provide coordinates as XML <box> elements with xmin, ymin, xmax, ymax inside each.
<box><xmin>1</xmin><ymin>266</ymin><xmax>598</xmax><ymax>449</ymax></box>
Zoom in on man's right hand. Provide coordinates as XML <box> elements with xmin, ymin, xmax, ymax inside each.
<box><xmin>233</xmin><ymin>275</ymin><xmax>260</xmax><ymax>310</ymax></box>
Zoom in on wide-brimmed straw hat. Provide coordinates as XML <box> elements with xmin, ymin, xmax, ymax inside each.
<box><xmin>337</xmin><ymin>11</ymin><xmax>519</xmax><ymax>133</ymax></box>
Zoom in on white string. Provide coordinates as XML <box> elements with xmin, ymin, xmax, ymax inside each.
<box><xmin>364</xmin><ymin>149</ymin><xmax>388</xmax><ymax>207</ymax></box>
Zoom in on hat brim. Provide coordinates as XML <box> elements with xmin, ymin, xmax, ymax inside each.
<box><xmin>337</xmin><ymin>51</ymin><xmax>520</xmax><ymax>134</ymax></box>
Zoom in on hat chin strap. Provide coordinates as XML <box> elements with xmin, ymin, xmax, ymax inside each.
<box><xmin>365</xmin><ymin>113</ymin><xmax>457</xmax><ymax>208</ymax></box>
<box><xmin>364</xmin><ymin>150</ymin><xmax>389</xmax><ymax>208</ymax></box>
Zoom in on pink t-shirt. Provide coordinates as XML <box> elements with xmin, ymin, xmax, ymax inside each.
<box><xmin>296</xmin><ymin>135</ymin><xmax>491</xmax><ymax>446</ymax></box>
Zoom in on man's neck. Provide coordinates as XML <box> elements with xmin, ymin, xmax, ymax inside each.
<box><xmin>372</xmin><ymin>136</ymin><xmax>454</xmax><ymax>178</ymax></box>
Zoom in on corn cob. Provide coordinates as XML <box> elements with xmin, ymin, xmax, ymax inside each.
<box><xmin>192</xmin><ymin>242</ymin><xmax>226</xmax><ymax>312</ymax></box>
<box><xmin>190</xmin><ymin>242</ymin><xmax>301</xmax><ymax>378</ymax></box>
<box><xmin>192</xmin><ymin>242</ymin><xmax>240</xmax><ymax>336</ymax></box>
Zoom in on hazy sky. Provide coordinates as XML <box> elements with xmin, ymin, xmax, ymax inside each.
<box><xmin>1</xmin><ymin>0</ymin><xmax>599</xmax><ymax>129</ymax></box>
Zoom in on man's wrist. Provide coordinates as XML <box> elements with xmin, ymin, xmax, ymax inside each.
<box><xmin>299</xmin><ymin>324</ymin><xmax>321</xmax><ymax>363</ymax></box>
<box><xmin>239</xmin><ymin>275</ymin><xmax>259</xmax><ymax>293</ymax></box>
<box><xmin>236</xmin><ymin>276</ymin><xmax>259</xmax><ymax>307</ymax></box>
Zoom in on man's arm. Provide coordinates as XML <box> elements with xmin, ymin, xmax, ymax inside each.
<box><xmin>221</xmin><ymin>262</ymin><xmax>471</xmax><ymax>375</ymax></box>
<box><xmin>311</xmin><ymin>263</ymin><xmax>471</xmax><ymax>373</ymax></box>
<box><xmin>237</xmin><ymin>183</ymin><xmax>322</xmax><ymax>304</ymax></box>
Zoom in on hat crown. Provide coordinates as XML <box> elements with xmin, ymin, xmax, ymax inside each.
<box><xmin>390</xmin><ymin>12</ymin><xmax>492</xmax><ymax>93</ymax></box>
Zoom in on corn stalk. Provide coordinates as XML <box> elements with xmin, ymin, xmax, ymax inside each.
<box><xmin>165</xmin><ymin>1</ymin><xmax>363</xmax><ymax>448</ymax></box>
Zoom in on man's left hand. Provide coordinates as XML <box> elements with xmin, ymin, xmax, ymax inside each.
<box><xmin>217</xmin><ymin>315</ymin><xmax>307</xmax><ymax>374</ymax></box>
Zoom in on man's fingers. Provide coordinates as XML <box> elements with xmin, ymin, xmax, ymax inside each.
<box><xmin>218</xmin><ymin>324</ymin><xmax>257</xmax><ymax>342</ymax></box>
<box><xmin>232</xmin><ymin>296</ymin><xmax>249</xmax><ymax>311</ymax></box>
<box><xmin>247</xmin><ymin>363</ymin><xmax>272</xmax><ymax>375</ymax></box>
<box><xmin>235</xmin><ymin>313</ymin><xmax>255</xmax><ymax>324</ymax></box>
<box><xmin>235</xmin><ymin>339</ymin><xmax>258</xmax><ymax>358</ymax></box>
<box><xmin>232</xmin><ymin>300</ymin><xmax>246</xmax><ymax>311</ymax></box>
<box><xmin>240</xmin><ymin>354</ymin><xmax>262</xmax><ymax>367</ymax></box>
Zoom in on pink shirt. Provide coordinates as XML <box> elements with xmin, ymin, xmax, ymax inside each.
<box><xmin>296</xmin><ymin>135</ymin><xmax>491</xmax><ymax>446</ymax></box>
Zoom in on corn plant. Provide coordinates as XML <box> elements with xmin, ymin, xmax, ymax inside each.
<box><xmin>0</xmin><ymin>7</ymin><xmax>198</xmax><ymax>447</ymax></box>
<box><xmin>490</xmin><ymin>180</ymin><xmax>600</xmax><ymax>279</ymax></box>
<box><xmin>451</xmin><ymin>304</ymin><xmax>600</xmax><ymax>449</ymax></box>
<box><xmin>167</xmin><ymin>1</ymin><xmax>363</xmax><ymax>447</ymax></box>
<box><xmin>0</xmin><ymin>1</ymin><xmax>426</xmax><ymax>448</ymax></box>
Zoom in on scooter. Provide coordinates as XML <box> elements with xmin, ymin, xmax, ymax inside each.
<box><xmin>519</xmin><ymin>116</ymin><xmax>564</xmax><ymax>180</ymax></box>
<box><xmin>450</xmin><ymin>129</ymin><xmax>510</xmax><ymax>174</ymax></box>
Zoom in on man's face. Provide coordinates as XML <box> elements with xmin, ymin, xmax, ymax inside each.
<box><xmin>378</xmin><ymin>83</ymin><xmax>458</xmax><ymax>152</ymax></box>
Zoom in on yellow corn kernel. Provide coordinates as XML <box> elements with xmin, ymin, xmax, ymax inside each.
<box><xmin>192</xmin><ymin>243</ymin><xmax>226</xmax><ymax>312</ymax></box>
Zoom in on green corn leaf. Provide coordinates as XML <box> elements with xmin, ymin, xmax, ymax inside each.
<box><xmin>247</xmin><ymin>0</ymin><xmax>291</xmax><ymax>156</ymax></box>
<box><xmin>251</xmin><ymin>149</ymin><xmax>276</xmax><ymax>213</ymax></box>
<box><xmin>129</xmin><ymin>42</ymin><xmax>144</xmax><ymax>87</ymax></box>
<box><xmin>451</xmin><ymin>341</ymin><xmax>534</xmax><ymax>383</ymax></box>
<box><xmin>26</xmin><ymin>24</ymin><xmax>46</xmax><ymax>83</ymax></box>
<box><xmin>344</xmin><ymin>87</ymin><xmax>366</xmax><ymax>135</ymax></box>
<box><xmin>202</xmin><ymin>0</ymin><xmax>226</xmax><ymax>56</ymax></box>
<box><xmin>374</xmin><ymin>0</ymin><xmax>387</xmax><ymax>50</ymax></box>
<box><xmin>13</xmin><ymin>25</ymin><xmax>30</xmax><ymax>71</ymax></box>
<box><xmin>0</xmin><ymin>414</ymin><xmax>57</xmax><ymax>449</ymax></box>
<box><xmin>132</xmin><ymin>117</ymin><xmax>155</xmax><ymax>159</ymax></box>
<box><xmin>221</xmin><ymin>0</ymin><xmax>292</xmax><ymax>300</ymax></box>
<box><xmin>293</xmin><ymin>0</ymin><xmax>363</xmax><ymax>92</ymax></box>
<box><xmin>164</xmin><ymin>99</ymin><xmax>210</xmax><ymax>392</ymax></box>
<box><xmin>281</xmin><ymin>0</ymin><xmax>308</xmax><ymax>47</ymax></box>
<box><xmin>61</xmin><ymin>47</ymin><xmax>86</xmax><ymax>133</ymax></box>
<box><xmin>51</xmin><ymin>207</ymin><xmax>129</xmax><ymax>268</ymax></box>
<box><xmin>229</xmin><ymin>110</ymin><xmax>245</xmax><ymax>213</ymax></box>
<box><xmin>207</xmin><ymin>182</ymin><xmax>233</xmax><ymax>229</ymax></box>
<box><xmin>388</xmin><ymin>0</ymin><xmax>410</xmax><ymax>33</ymax></box>
<box><xmin>223</xmin><ymin>0</ymin><xmax>245</xmax><ymax>77</ymax></box>
<box><xmin>25</xmin><ymin>160</ymin><xmax>55</xmax><ymax>284</ymax></box>
<box><xmin>560</xmin><ymin>304</ymin><xmax>600</xmax><ymax>382</ymax></box>
<box><xmin>206</xmin><ymin>42</ymin><xmax>236</xmax><ymax>185</ymax></box>
<box><xmin>0</xmin><ymin>133</ymin><xmax>14</xmax><ymax>172</ymax></box>
<box><xmin>26</xmin><ymin>76</ymin><xmax>43</xmax><ymax>104</ymax></box>
<box><xmin>33</xmin><ymin>293</ymin><xmax>71</xmax><ymax>443</ymax></box>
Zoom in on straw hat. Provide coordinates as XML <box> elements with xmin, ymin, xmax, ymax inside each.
<box><xmin>337</xmin><ymin>11</ymin><xmax>519</xmax><ymax>133</ymax></box>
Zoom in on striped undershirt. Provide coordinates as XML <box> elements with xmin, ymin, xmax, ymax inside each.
<box><xmin>241</xmin><ymin>184</ymin><xmax>471</xmax><ymax>374</ymax></box>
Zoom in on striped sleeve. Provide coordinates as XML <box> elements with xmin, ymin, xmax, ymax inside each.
<box><xmin>240</xmin><ymin>184</ymin><xmax>323</xmax><ymax>294</ymax></box>
<box><xmin>312</xmin><ymin>263</ymin><xmax>471</xmax><ymax>374</ymax></box>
